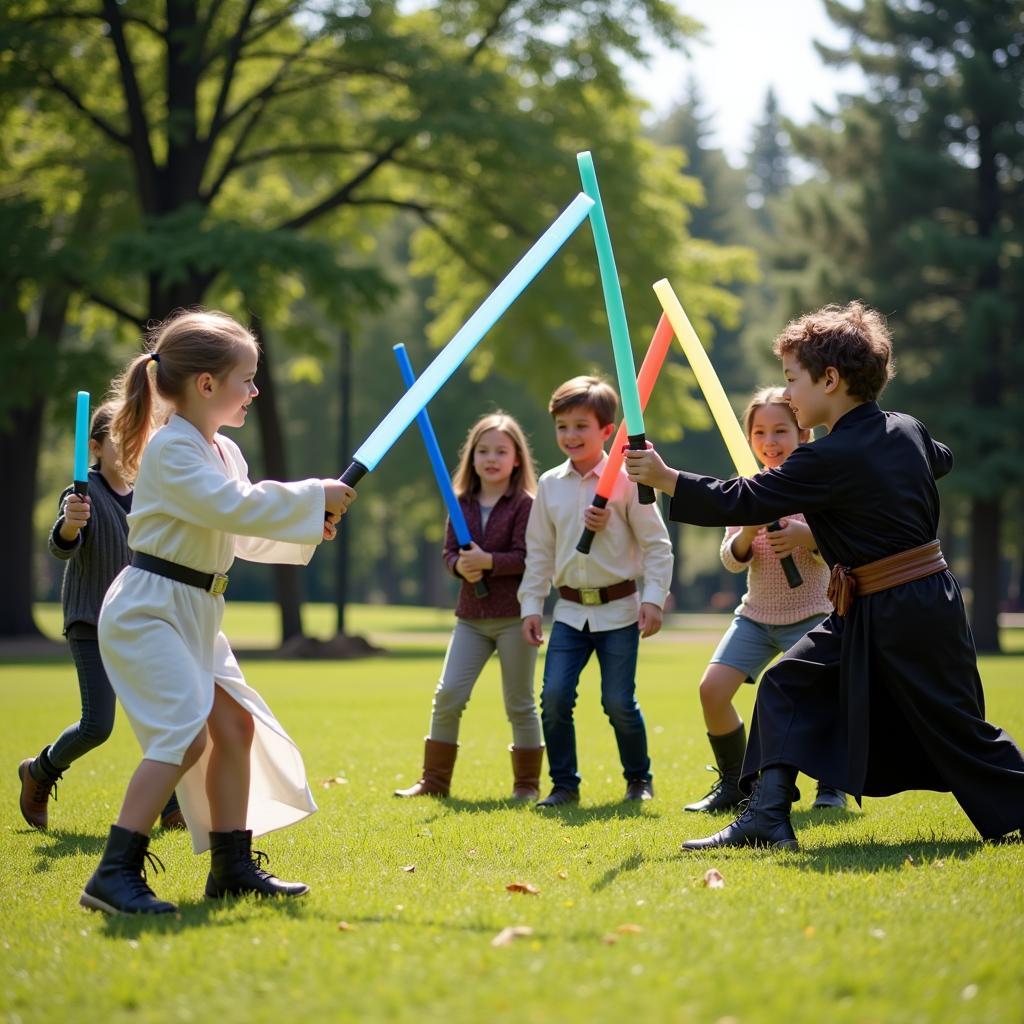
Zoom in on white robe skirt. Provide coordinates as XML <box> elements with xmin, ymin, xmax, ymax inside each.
<box><xmin>99</xmin><ymin>415</ymin><xmax>326</xmax><ymax>853</ymax></box>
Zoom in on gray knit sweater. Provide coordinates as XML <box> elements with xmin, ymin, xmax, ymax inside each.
<box><xmin>48</xmin><ymin>470</ymin><xmax>132</xmax><ymax>633</ymax></box>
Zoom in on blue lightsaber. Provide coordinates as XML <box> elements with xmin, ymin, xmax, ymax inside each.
<box><xmin>73</xmin><ymin>391</ymin><xmax>90</xmax><ymax>497</ymax></box>
<box><xmin>393</xmin><ymin>344</ymin><xmax>489</xmax><ymax>599</ymax></box>
<box><xmin>338</xmin><ymin>192</ymin><xmax>595</xmax><ymax>487</ymax></box>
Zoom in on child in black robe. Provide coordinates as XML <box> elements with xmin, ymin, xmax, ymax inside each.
<box><xmin>625</xmin><ymin>301</ymin><xmax>1024</xmax><ymax>849</ymax></box>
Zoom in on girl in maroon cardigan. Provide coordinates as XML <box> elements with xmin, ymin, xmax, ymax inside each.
<box><xmin>395</xmin><ymin>412</ymin><xmax>542</xmax><ymax>800</ymax></box>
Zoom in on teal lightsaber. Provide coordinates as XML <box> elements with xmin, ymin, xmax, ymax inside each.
<box><xmin>73</xmin><ymin>391</ymin><xmax>90</xmax><ymax>497</ymax></box>
<box><xmin>576</xmin><ymin>151</ymin><xmax>655</xmax><ymax>504</ymax></box>
<box><xmin>337</xmin><ymin>193</ymin><xmax>594</xmax><ymax>488</ymax></box>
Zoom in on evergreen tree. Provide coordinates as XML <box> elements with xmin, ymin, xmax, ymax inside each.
<box><xmin>768</xmin><ymin>0</ymin><xmax>1024</xmax><ymax>650</ymax></box>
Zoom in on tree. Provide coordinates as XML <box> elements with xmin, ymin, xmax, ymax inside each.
<box><xmin>1</xmin><ymin>0</ymin><xmax>748</xmax><ymax>639</ymax></box>
<box><xmin>768</xmin><ymin>0</ymin><xmax>1024</xmax><ymax>650</ymax></box>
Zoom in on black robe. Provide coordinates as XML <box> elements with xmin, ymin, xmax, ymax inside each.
<box><xmin>669</xmin><ymin>401</ymin><xmax>1024</xmax><ymax>839</ymax></box>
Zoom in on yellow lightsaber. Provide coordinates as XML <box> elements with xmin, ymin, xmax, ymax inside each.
<box><xmin>653</xmin><ymin>278</ymin><xmax>803</xmax><ymax>587</ymax></box>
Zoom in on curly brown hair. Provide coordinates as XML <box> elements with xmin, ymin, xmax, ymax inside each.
<box><xmin>772</xmin><ymin>302</ymin><xmax>895</xmax><ymax>402</ymax></box>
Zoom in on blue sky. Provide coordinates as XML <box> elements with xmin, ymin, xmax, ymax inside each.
<box><xmin>627</xmin><ymin>0</ymin><xmax>867</xmax><ymax>165</ymax></box>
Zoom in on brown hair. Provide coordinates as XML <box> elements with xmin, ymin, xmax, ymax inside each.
<box><xmin>89</xmin><ymin>400</ymin><xmax>120</xmax><ymax>445</ymax></box>
<box><xmin>772</xmin><ymin>301</ymin><xmax>894</xmax><ymax>402</ymax></box>
<box><xmin>742</xmin><ymin>386</ymin><xmax>804</xmax><ymax>439</ymax></box>
<box><xmin>452</xmin><ymin>412</ymin><xmax>537</xmax><ymax>499</ymax></box>
<box><xmin>548</xmin><ymin>375</ymin><xmax>618</xmax><ymax>427</ymax></box>
<box><xmin>111</xmin><ymin>310</ymin><xmax>258</xmax><ymax>480</ymax></box>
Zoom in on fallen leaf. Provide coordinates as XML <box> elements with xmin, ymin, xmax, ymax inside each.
<box><xmin>337</xmin><ymin>921</ymin><xmax>357</xmax><ymax>931</ymax></box>
<box><xmin>703</xmin><ymin>868</ymin><xmax>725</xmax><ymax>889</ymax></box>
<box><xmin>601</xmin><ymin>934</ymin><xmax>618</xmax><ymax>945</ymax></box>
<box><xmin>491</xmin><ymin>925</ymin><xmax>534</xmax><ymax>947</ymax></box>
<box><xmin>506</xmin><ymin>881</ymin><xmax>540</xmax><ymax>895</ymax></box>
<box><xmin>321</xmin><ymin>776</ymin><xmax>348</xmax><ymax>788</ymax></box>
<box><xmin>557</xmin><ymin>871</ymin><xmax>568</xmax><ymax>880</ymax></box>
<box><xmin>400</xmin><ymin>864</ymin><xmax>416</xmax><ymax>873</ymax></box>
<box><xmin>804</xmin><ymin>925</ymin><xmax>816</xmax><ymax>938</ymax></box>
<box><xmin>615</xmin><ymin>924</ymin><xmax>643</xmax><ymax>934</ymax></box>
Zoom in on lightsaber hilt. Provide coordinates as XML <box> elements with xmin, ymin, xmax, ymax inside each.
<box><xmin>73</xmin><ymin>479</ymin><xmax>89</xmax><ymax>498</ymax></box>
<box><xmin>628</xmin><ymin>434</ymin><xmax>656</xmax><ymax>505</ymax></box>
<box><xmin>460</xmin><ymin>543</ymin><xmax>490</xmax><ymax>599</ymax></box>
<box><xmin>326</xmin><ymin>460</ymin><xmax>368</xmax><ymax>521</ymax></box>
<box><xmin>575</xmin><ymin>493</ymin><xmax>609</xmax><ymax>554</ymax></box>
<box><xmin>766</xmin><ymin>521</ymin><xmax>804</xmax><ymax>588</ymax></box>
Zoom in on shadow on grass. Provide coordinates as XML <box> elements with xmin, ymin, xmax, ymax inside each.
<box><xmin>30</xmin><ymin>829</ymin><xmax>108</xmax><ymax>870</ymax></box>
<box><xmin>590</xmin><ymin>850</ymin><xmax>646</xmax><ymax>892</ymax></box>
<box><xmin>87</xmin><ymin>892</ymin><xmax>338</xmax><ymax>938</ymax></box>
<box><xmin>418</xmin><ymin>799</ymin><xmax>661</xmax><ymax>824</ymax></box>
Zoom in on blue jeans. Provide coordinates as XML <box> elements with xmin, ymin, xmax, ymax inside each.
<box><xmin>540</xmin><ymin>620</ymin><xmax>650</xmax><ymax>791</ymax></box>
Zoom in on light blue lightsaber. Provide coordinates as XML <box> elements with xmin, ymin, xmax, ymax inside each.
<box><xmin>393</xmin><ymin>343</ymin><xmax>489</xmax><ymax>599</ymax></box>
<box><xmin>577</xmin><ymin>151</ymin><xmax>655</xmax><ymax>504</ymax></box>
<box><xmin>73</xmin><ymin>391</ymin><xmax>90</xmax><ymax>497</ymax></box>
<box><xmin>338</xmin><ymin>192</ymin><xmax>595</xmax><ymax>487</ymax></box>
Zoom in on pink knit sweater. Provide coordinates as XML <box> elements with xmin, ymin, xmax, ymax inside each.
<box><xmin>720</xmin><ymin>514</ymin><xmax>833</xmax><ymax>625</ymax></box>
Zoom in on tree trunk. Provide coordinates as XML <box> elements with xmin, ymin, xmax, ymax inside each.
<box><xmin>335</xmin><ymin>328</ymin><xmax>353</xmax><ymax>635</ymax></box>
<box><xmin>250</xmin><ymin>315</ymin><xmax>304</xmax><ymax>642</ymax></box>
<box><xmin>0</xmin><ymin>401</ymin><xmax>46</xmax><ymax>637</ymax></box>
<box><xmin>969</xmin><ymin>497</ymin><xmax>1001</xmax><ymax>653</ymax></box>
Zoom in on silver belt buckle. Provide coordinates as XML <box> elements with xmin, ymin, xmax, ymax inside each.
<box><xmin>579</xmin><ymin>587</ymin><xmax>602</xmax><ymax>606</ymax></box>
<box><xmin>208</xmin><ymin>573</ymin><xmax>229</xmax><ymax>596</ymax></box>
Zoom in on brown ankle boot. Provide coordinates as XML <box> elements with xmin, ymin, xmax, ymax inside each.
<box><xmin>509</xmin><ymin>745</ymin><xmax>544</xmax><ymax>801</ymax></box>
<box><xmin>394</xmin><ymin>739</ymin><xmax>457</xmax><ymax>797</ymax></box>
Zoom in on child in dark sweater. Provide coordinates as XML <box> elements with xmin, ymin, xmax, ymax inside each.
<box><xmin>17</xmin><ymin>401</ymin><xmax>182</xmax><ymax>831</ymax></box>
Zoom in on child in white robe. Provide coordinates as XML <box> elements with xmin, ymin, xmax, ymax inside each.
<box><xmin>81</xmin><ymin>310</ymin><xmax>356</xmax><ymax>916</ymax></box>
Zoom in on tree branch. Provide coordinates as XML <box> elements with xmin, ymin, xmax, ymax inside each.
<box><xmin>207</xmin><ymin>0</ymin><xmax>260</xmax><ymax>139</ymax></box>
<box><xmin>20</xmin><ymin>10</ymin><xmax>162</xmax><ymax>37</ymax></box>
<box><xmin>100</xmin><ymin>0</ymin><xmax>159</xmax><ymax>214</ymax></box>
<box><xmin>64</xmin><ymin>275</ymin><xmax>145</xmax><ymax>328</ymax></box>
<box><xmin>40</xmin><ymin>69</ymin><xmax>130</xmax><ymax>148</ymax></box>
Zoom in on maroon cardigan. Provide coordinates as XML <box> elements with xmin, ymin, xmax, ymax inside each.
<box><xmin>443</xmin><ymin>490</ymin><xmax>533</xmax><ymax>619</ymax></box>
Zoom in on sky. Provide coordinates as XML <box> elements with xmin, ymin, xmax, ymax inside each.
<box><xmin>626</xmin><ymin>0</ymin><xmax>867</xmax><ymax>166</ymax></box>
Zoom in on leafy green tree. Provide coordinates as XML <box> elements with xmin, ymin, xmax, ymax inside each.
<box><xmin>1</xmin><ymin>0</ymin><xmax>751</xmax><ymax>639</ymax></box>
<box><xmin>767</xmin><ymin>0</ymin><xmax>1024</xmax><ymax>650</ymax></box>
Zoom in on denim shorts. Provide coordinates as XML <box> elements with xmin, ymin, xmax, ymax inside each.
<box><xmin>710</xmin><ymin>613</ymin><xmax>827</xmax><ymax>684</ymax></box>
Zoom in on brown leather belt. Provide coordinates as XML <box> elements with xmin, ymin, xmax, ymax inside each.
<box><xmin>828</xmin><ymin>540</ymin><xmax>946</xmax><ymax>617</ymax></box>
<box><xmin>558</xmin><ymin>580</ymin><xmax>637</xmax><ymax>606</ymax></box>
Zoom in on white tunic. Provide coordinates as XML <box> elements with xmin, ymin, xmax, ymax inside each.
<box><xmin>99</xmin><ymin>414</ymin><xmax>326</xmax><ymax>853</ymax></box>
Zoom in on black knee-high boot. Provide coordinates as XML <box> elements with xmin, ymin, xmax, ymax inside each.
<box><xmin>205</xmin><ymin>830</ymin><xmax>309</xmax><ymax>899</ymax></box>
<box><xmin>80</xmin><ymin>825</ymin><xmax>178</xmax><ymax>915</ymax></box>
<box><xmin>681</xmin><ymin>765</ymin><xmax>800</xmax><ymax>851</ymax></box>
<box><xmin>684</xmin><ymin>725</ymin><xmax>746</xmax><ymax>812</ymax></box>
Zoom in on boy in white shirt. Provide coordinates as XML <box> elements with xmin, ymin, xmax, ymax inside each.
<box><xmin>519</xmin><ymin>376</ymin><xmax>673</xmax><ymax>806</ymax></box>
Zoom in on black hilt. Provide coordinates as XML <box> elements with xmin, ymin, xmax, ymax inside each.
<box><xmin>628</xmin><ymin>433</ymin><xmax>656</xmax><ymax>504</ymax></box>
<box><xmin>461</xmin><ymin>543</ymin><xmax>490</xmax><ymax>599</ymax></box>
<box><xmin>576</xmin><ymin>493</ymin><xmax>609</xmax><ymax>554</ymax></box>
<box><xmin>327</xmin><ymin>460</ymin><xmax>367</xmax><ymax>521</ymax></box>
<box><xmin>73</xmin><ymin>480</ymin><xmax>89</xmax><ymax>498</ymax></box>
<box><xmin>767</xmin><ymin>521</ymin><xmax>803</xmax><ymax>588</ymax></box>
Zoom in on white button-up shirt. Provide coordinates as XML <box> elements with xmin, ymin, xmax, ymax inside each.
<box><xmin>518</xmin><ymin>455</ymin><xmax>673</xmax><ymax>631</ymax></box>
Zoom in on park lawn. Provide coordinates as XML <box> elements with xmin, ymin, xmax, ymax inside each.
<box><xmin>1</xmin><ymin>629</ymin><xmax>1023</xmax><ymax>1024</ymax></box>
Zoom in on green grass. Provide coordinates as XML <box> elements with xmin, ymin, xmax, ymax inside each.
<box><xmin>3</xmin><ymin>616</ymin><xmax>1023</xmax><ymax>1023</ymax></box>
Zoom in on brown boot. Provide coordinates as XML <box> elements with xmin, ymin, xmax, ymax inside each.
<box><xmin>509</xmin><ymin>745</ymin><xmax>544</xmax><ymax>801</ymax></box>
<box><xmin>394</xmin><ymin>739</ymin><xmax>457</xmax><ymax>798</ymax></box>
<box><xmin>18</xmin><ymin>756</ymin><xmax>61</xmax><ymax>830</ymax></box>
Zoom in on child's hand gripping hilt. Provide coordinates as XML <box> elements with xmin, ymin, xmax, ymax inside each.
<box><xmin>575</xmin><ymin>494</ymin><xmax>609</xmax><ymax>555</ymax></box>
<box><xmin>766</xmin><ymin>521</ymin><xmax>804</xmax><ymax>588</ymax></box>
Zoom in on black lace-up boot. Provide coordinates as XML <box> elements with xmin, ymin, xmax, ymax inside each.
<box><xmin>681</xmin><ymin>765</ymin><xmax>800</xmax><ymax>851</ymax></box>
<box><xmin>205</xmin><ymin>830</ymin><xmax>309</xmax><ymax>899</ymax></box>
<box><xmin>80</xmin><ymin>825</ymin><xmax>178</xmax><ymax>915</ymax></box>
<box><xmin>683</xmin><ymin>725</ymin><xmax>746</xmax><ymax>813</ymax></box>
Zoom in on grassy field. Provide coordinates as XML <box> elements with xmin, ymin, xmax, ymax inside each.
<box><xmin>2</xmin><ymin>606</ymin><xmax>1023</xmax><ymax>1023</ymax></box>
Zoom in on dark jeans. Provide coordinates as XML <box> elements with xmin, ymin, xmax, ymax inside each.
<box><xmin>540</xmin><ymin>620</ymin><xmax>651</xmax><ymax>791</ymax></box>
<box><xmin>44</xmin><ymin>623</ymin><xmax>179</xmax><ymax>816</ymax></box>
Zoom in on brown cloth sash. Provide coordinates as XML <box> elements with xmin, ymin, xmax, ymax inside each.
<box><xmin>827</xmin><ymin>540</ymin><xmax>947</xmax><ymax>617</ymax></box>
<box><xmin>558</xmin><ymin>580</ymin><xmax>637</xmax><ymax>606</ymax></box>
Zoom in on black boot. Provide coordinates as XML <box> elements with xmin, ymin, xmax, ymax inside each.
<box><xmin>684</xmin><ymin>725</ymin><xmax>746</xmax><ymax>813</ymax></box>
<box><xmin>205</xmin><ymin>830</ymin><xmax>309</xmax><ymax>899</ymax></box>
<box><xmin>80</xmin><ymin>825</ymin><xmax>178</xmax><ymax>915</ymax></box>
<box><xmin>681</xmin><ymin>765</ymin><xmax>800</xmax><ymax>851</ymax></box>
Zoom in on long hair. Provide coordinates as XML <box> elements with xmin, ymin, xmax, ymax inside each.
<box><xmin>741</xmin><ymin>386</ymin><xmax>802</xmax><ymax>439</ymax></box>
<box><xmin>110</xmin><ymin>310</ymin><xmax>258</xmax><ymax>480</ymax></box>
<box><xmin>452</xmin><ymin>412</ymin><xmax>537</xmax><ymax>500</ymax></box>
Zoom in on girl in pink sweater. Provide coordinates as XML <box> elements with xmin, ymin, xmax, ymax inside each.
<box><xmin>686</xmin><ymin>387</ymin><xmax>843</xmax><ymax>813</ymax></box>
